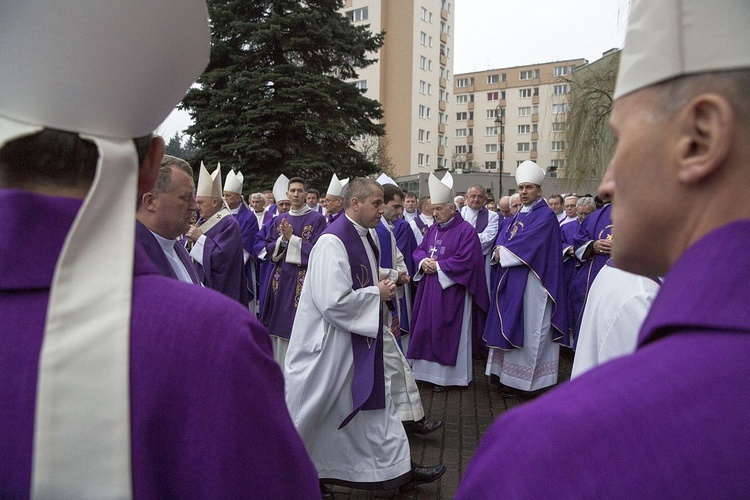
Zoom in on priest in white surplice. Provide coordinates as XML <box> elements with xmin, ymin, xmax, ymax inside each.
<box><xmin>284</xmin><ymin>178</ymin><xmax>445</xmax><ymax>494</ymax></box>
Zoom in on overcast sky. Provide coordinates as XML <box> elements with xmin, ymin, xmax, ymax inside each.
<box><xmin>158</xmin><ymin>0</ymin><xmax>631</xmax><ymax>139</ymax></box>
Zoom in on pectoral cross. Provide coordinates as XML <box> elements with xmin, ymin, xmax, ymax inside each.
<box><xmin>429</xmin><ymin>246</ymin><xmax>437</xmax><ymax>258</ymax></box>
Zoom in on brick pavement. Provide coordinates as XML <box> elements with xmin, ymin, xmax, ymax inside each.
<box><xmin>328</xmin><ymin>347</ymin><xmax>575</xmax><ymax>499</ymax></box>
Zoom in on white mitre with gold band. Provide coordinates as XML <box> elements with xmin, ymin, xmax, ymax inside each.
<box><xmin>516</xmin><ymin>160</ymin><xmax>545</xmax><ymax>186</ymax></box>
<box><xmin>428</xmin><ymin>171</ymin><xmax>453</xmax><ymax>204</ymax></box>
<box><xmin>273</xmin><ymin>174</ymin><xmax>291</xmax><ymax>203</ymax></box>
<box><xmin>0</xmin><ymin>1</ymin><xmax>210</xmax><ymax>497</ymax></box>
<box><xmin>224</xmin><ymin>169</ymin><xmax>244</xmax><ymax>195</ymax></box>
<box><xmin>615</xmin><ymin>0</ymin><xmax>750</xmax><ymax>100</ymax></box>
<box><xmin>326</xmin><ymin>173</ymin><xmax>349</xmax><ymax>197</ymax></box>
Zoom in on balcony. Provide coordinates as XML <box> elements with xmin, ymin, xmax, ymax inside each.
<box><xmin>439</xmin><ymin>78</ymin><xmax>447</xmax><ymax>89</ymax></box>
<box><xmin>467</xmin><ymin>119</ymin><xmax>474</xmax><ymax>127</ymax></box>
<box><xmin>466</xmin><ymin>135</ymin><xmax>473</xmax><ymax>144</ymax></box>
<box><xmin>441</xmin><ymin>9</ymin><xmax>449</xmax><ymax>21</ymax></box>
<box><xmin>438</xmin><ymin>123</ymin><xmax>446</xmax><ymax>134</ymax></box>
<box><xmin>438</xmin><ymin>146</ymin><xmax>445</xmax><ymax>156</ymax></box>
<box><xmin>532</xmin><ymin>95</ymin><xmax>539</xmax><ymax>105</ymax></box>
<box><xmin>532</xmin><ymin>113</ymin><xmax>539</xmax><ymax>123</ymax></box>
<box><xmin>440</xmin><ymin>55</ymin><xmax>447</xmax><ymax>66</ymax></box>
<box><xmin>439</xmin><ymin>101</ymin><xmax>446</xmax><ymax>112</ymax></box>
<box><xmin>530</xmin><ymin>150</ymin><xmax>538</xmax><ymax>160</ymax></box>
<box><xmin>467</xmin><ymin>101</ymin><xmax>474</xmax><ymax>110</ymax></box>
<box><xmin>531</xmin><ymin>132</ymin><xmax>539</xmax><ymax>141</ymax></box>
<box><xmin>440</xmin><ymin>32</ymin><xmax>448</xmax><ymax>44</ymax></box>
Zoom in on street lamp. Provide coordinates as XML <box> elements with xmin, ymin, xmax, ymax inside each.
<box><xmin>494</xmin><ymin>104</ymin><xmax>505</xmax><ymax>195</ymax></box>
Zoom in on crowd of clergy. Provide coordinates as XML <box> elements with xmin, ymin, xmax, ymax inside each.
<box><xmin>4</xmin><ymin>0</ymin><xmax>750</xmax><ymax>497</ymax></box>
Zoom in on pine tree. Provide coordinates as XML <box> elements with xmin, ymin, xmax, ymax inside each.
<box><xmin>181</xmin><ymin>0</ymin><xmax>386</xmax><ymax>192</ymax></box>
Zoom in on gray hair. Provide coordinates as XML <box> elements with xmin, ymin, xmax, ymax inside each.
<box><xmin>250</xmin><ymin>192</ymin><xmax>265</xmax><ymax>202</ymax></box>
<box><xmin>152</xmin><ymin>155</ymin><xmax>193</xmax><ymax>195</ymax></box>
<box><xmin>576</xmin><ymin>196</ymin><xmax>596</xmax><ymax>210</ymax></box>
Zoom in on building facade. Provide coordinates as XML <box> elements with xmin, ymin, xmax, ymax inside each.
<box><xmin>451</xmin><ymin>59</ymin><xmax>587</xmax><ymax>182</ymax></box>
<box><xmin>341</xmin><ymin>0</ymin><xmax>455</xmax><ymax>178</ymax></box>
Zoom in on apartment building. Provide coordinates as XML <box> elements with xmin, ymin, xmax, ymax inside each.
<box><xmin>341</xmin><ymin>0</ymin><xmax>455</xmax><ymax>177</ymax></box>
<box><xmin>451</xmin><ymin>59</ymin><xmax>587</xmax><ymax>179</ymax></box>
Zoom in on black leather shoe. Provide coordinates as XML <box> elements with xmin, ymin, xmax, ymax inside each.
<box><xmin>404</xmin><ymin>417</ymin><xmax>444</xmax><ymax>436</ymax></box>
<box><xmin>432</xmin><ymin>384</ymin><xmax>449</xmax><ymax>393</ymax></box>
<box><xmin>319</xmin><ymin>482</ymin><xmax>335</xmax><ymax>500</ymax></box>
<box><xmin>410</xmin><ymin>462</ymin><xmax>446</xmax><ymax>485</ymax></box>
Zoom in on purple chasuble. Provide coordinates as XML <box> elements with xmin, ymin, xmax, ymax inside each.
<box><xmin>260</xmin><ymin>210</ymin><xmax>327</xmax><ymax>340</ymax></box>
<box><xmin>560</xmin><ymin>219</ymin><xmax>582</xmax><ymax>342</ymax></box>
<box><xmin>135</xmin><ymin>220</ymin><xmax>200</xmax><ymax>284</ymax></box>
<box><xmin>0</xmin><ymin>189</ymin><xmax>320</xmax><ymax>499</ymax></box>
<box><xmin>325</xmin><ymin>215</ymin><xmax>386</xmax><ymax>429</ymax></box>
<box><xmin>254</xmin><ymin>216</ymin><xmax>276</xmax><ymax>317</ymax></box>
<box><xmin>569</xmin><ymin>204</ymin><xmax>613</xmax><ymax>344</ymax></box>
<box><xmin>233</xmin><ymin>203</ymin><xmax>259</xmax><ymax>301</ymax></box>
<box><xmin>193</xmin><ymin>214</ymin><xmax>249</xmax><ymax>304</ymax></box>
<box><xmin>484</xmin><ymin>200</ymin><xmax>567</xmax><ymax>349</ymax></box>
<box><xmin>408</xmin><ymin>213</ymin><xmax>489</xmax><ymax>366</ymax></box>
<box><xmin>458</xmin><ymin>220</ymin><xmax>750</xmax><ymax>499</ymax></box>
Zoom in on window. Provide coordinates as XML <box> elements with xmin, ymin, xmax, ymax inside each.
<box><xmin>439</xmin><ymin>89</ymin><xmax>449</xmax><ymax>101</ymax></box>
<box><xmin>518</xmin><ymin>106</ymin><xmax>531</xmax><ymax>117</ymax></box>
<box><xmin>455</xmin><ymin>128</ymin><xmax>468</xmax><ymax>137</ymax></box>
<box><xmin>487</xmin><ymin>74</ymin><xmax>500</xmax><ymax>84</ymax></box>
<box><xmin>455</xmin><ymin>145</ymin><xmax>468</xmax><ymax>154</ymax></box>
<box><xmin>440</xmin><ymin>21</ymin><xmax>450</xmax><ymax>36</ymax></box>
<box><xmin>439</xmin><ymin>135</ymin><xmax>448</xmax><ymax>146</ymax></box>
<box><xmin>419</xmin><ymin>80</ymin><xmax>432</xmax><ymax>94</ymax></box>
<box><xmin>346</xmin><ymin>7</ymin><xmax>368</xmax><ymax>22</ymax></box>
<box><xmin>419</xmin><ymin>56</ymin><xmax>432</xmax><ymax>71</ymax></box>
<box><xmin>486</xmin><ymin>109</ymin><xmax>497</xmax><ymax>119</ymax></box>
<box><xmin>531</xmin><ymin>142</ymin><xmax>538</xmax><ymax>151</ymax></box>
<box><xmin>519</xmin><ymin>88</ymin><xmax>532</xmax><ymax>98</ymax></box>
<box><xmin>420</xmin><ymin>7</ymin><xmax>433</xmax><ymax>22</ymax></box>
<box><xmin>532</xmin><ymin>105</ymin><xmax>539</xmax><ymax>115</ymax></box>
<box><xmin>533</xmin><ymin>87</ymin><xmax>539</xmax><ymax>96</ymax></box>
<box><xmin>485</xmin><ymin>144</ymin><xmax>498</xmax><ymax>153</ymax></box>
<box><xmin>532</xmin><ymin>124</ymin><xmax>538</xmax><ymax>133</ymax></box>
<box><xmin>418</xmin><ymin>153</ymin><xmax>430</xmax><ymax>166</ymax></box>
<box><xmin>456</xmin><ymin>77</ymin><xmax>473</xmax><ymax>88</ymax></box>
<box><xmin>439</xmin><ymin>112</ymin><xmax>448</xmax><ymax>124</ymax></box>
<box><xmin>518</xmin><ymin>124</ymin><xmax>531</xmax><ymax>134</ymax></box>
<box><xmin>485</xmin><ymin>126</ymin><xmax>498</xmax><ymax>136</ymax></box>
<box><xmin>353</xmin><ymin>80</ymin><xmax>367</xmax><ymax>90</ymax></box>
<box><xmin>419</xmin><ymin>32</ymin><xmax>432</xmax><ymax>47</ymax></box>
<box><xmin>456</xmin><ymin>94</ymin><xmax>468</xmax><ymax>104</ymax></box>
<box><xmin>554</xmin><ymin>84</ymin><xmax>568</xmax><ymax>95</ymax></box>
<box><xmin>441</xmin><ymin>0</ymin><xmax>451</xmax><ymax>12</ymax></box>
<box><xmin>551</xmin><ymin>141</ymin><xmax>566</xmax><ymax>151</ymax></box>
<box><xmin>487</xmin><ymin>91</ymin><xmax>499</xmax><ymax>101</ymax></box>
<box><xmin>553</xmin><ymin>103</ymin><xmax>567</xmax><ymax>114</ymax></box>
<box><xmin>437</xmin><ymin>157</ymin><xmax>447</xmax><ymax>169</ymax></box>
<box><xmin>552</xmin><ymin>122</ymin><xmax>566</xmax><ymax>132</ymax></box>
<box><xmin>518</xmin><ymin>142</ymin><xmax>530</xmax><ymax>152</ymax></box>
<box><xmin>485</xmin><ymin>161</ymin><xmax>497</xmax><ymax>170</ymax></box>
<box><xmin>418</xmin><ymin>129</ymin><xmax>426</xmax><ymax>142</ymax></box>
<box><xmin>418</xmin><ymin>105</ymin><xmax>431</xmax><ymax>118</ymax></box>
<box><xmin>554</xmin><ymin>66</ymin><xmax>568</xmax><ymax>76</ymax></box>
<box><xmin>520</xmin><ymin>70</ymin><xmax>533</xmax><ymax>80</ymax></box>
<box><xmin>550</xmin><ymin>159</ymin><xmax>565</xmax><ymax>169</ymax></box>
<box><xmin>456</xmin><ymin>112</ymin><xmax>467</xmax><ymax>121</ymax></box>
<box><xmin>440</xmin><ymin>44</ymin><xmax>447</xmax><ymax>57</ymax></box>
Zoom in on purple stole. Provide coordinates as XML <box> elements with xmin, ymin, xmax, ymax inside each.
<box><xmin>413</xmin><ymin>216</ymin><xmax>428</xmax><ymax>236</ymax></box>
<box><xmin>324</xmin><ymin>215</ymin><xmax>386</xmax><ymax>429</ymax></box>
<box><xmin>474</xmin><ymin>207</ymin><xmax>489</xmax><ymax>234</ymax></box>
<box><xmin>392</xmin><ymin>217</ymin><xmax>418</xmax><ymax>337</ymax></box>
<box><xmin>484</xmin><ymin>201</ymin><xmax>567</xmax><ymax>349</ymax></box>
<box><xmin>326</xmin><ymin>210</ymin><xmax>343</xmax><ymax>226</ymax></box>
<box><xmin>135</xmin><ymin>221</ymin><xmax>200</xmax><ymax>284</ymax></box>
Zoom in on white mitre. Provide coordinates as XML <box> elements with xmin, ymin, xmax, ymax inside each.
<box><xmin>0</xmin><ymin>1</ymin><xmax>210</xmax><ymax>497</ymax></box>
<box><xmin>273</xmin><ymin>174</ymin><xmax>290</xmax><ymax>203</ymax></box>
<box><xmin>326</xmin><ymin>173</ymin><xmax>349</xmax><ymax>197</ymax></box>
<box><xmin>428</xmin><ymin>171</ymin><xmax>454</xmax><ymax>204</ymax></box>
<box><xmin>376</xmin><ymin>173</ymin><xmax>398</xmax><ymax>186</ymax></box>
<box><xmin>516</xmin><ymin>160</ymin><xmax>545</xmax><ymax>186</ymax></box>
<box><xmin>224</xmin><ymin>169</ymin><xmax>244</xmax><ymax>195</ymax></box>
<box><xmin>197</xmin><ymin>162</ymin><xmax>223</xmax><ymax>198</ymax></box>
<box><xmin>615</xmin><ymin>0</ymin><xmax>750</xmax><ymax>100</ymax></box>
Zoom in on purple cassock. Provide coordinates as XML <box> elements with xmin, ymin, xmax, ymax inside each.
<box><xmin>233</xmin><ymin>203</ymin><xmax>259</xmax><ymax>301</ymax></box>
<box><xmin>254</xmin><ymin>216</ymin><xmax>276</xmax><ymax>318</ymax></box>
<box><xmin>408</xmin><ymin>213</ymin><xmax>489</xmax><ymax>366</ymax></box>
<box><xmin>135</xmin><ymin>220</ymin><xmax>200</xmax><ymax>284</ymax></box>
<box><xmin>193</xmin><ymin>214</ymin><xmax>249</xmax><ymax>305</ymax></box>
<box><xmin>260</xmin><ymin>210</ymin><xmax>327</xmax><ymax>340</ymax></box>
<box><xmin>457</xmin><ymin>220</ymin><xmax>750</xmax><ymax>498</ymax></box>
<box><xmin>0</xmin><ymin>190</ymin><xmax>320</xmax><ymax>498</ymax></box>
<box><xmin>392</xmin><ymin>217</ymin><xmax>418</xmax><ymax>337</ymax></box>
<box><xmin>569</xmin><ymin>204</ymin><xmax>613</xmax><ymax>345</ymax></box>
<box><xmin>560</xmin><ymin>219</ymin><xmax>581</xmax><ymax>343</ymax></box>
<box><xmin>484</xmin><ymin>201</ymin><xmax>568</xmax><ymax>349</ymax></box>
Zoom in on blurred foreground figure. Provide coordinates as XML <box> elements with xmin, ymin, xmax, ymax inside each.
<box><xmin>0</xmin><ymin>1</ymin><xmax>318</xmax><ymax>497</ymax></box>
<box><xmin>459</xmin><ymin>0</ymin><xmax>750</xmax><ymax>497</ymax></box>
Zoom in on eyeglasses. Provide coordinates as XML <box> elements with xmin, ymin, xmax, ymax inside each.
<box><xmin>577</xmin><ymin>211</ymin><xmax>593</xmax><ymax>219</ymax></box>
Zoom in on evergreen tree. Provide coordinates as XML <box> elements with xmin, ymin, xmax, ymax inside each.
<box><xmin>181</xmin><ymin>0</ymin><xmax>386</xmax><ymax>191</ymax></box>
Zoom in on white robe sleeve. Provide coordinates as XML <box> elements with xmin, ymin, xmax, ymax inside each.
<box><xmin>188</xmin><ymin>234</ymin><xmax>207</xmax><ymax>265</ymax></box>
<box><xmin>497</xmin><ymin>246</ymin><xmax>524</xmax><ymax>268</ymax></box>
